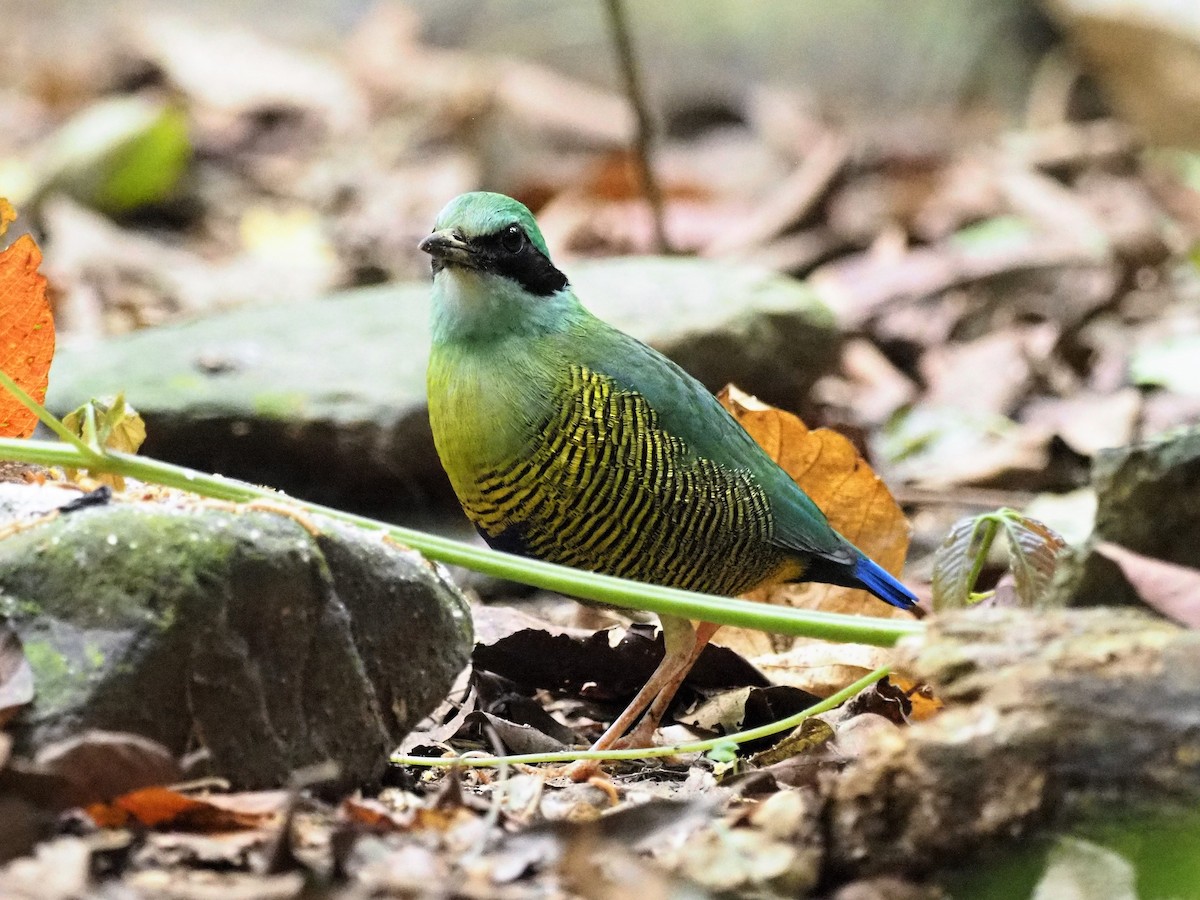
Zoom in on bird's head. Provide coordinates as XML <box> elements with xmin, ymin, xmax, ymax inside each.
<box><xmin>421</xmin><ymin>192</ymin><xmax>577</xmax><ymax>342</ymax></box>
<box><xmin>421</xmin><ymin>190</ymin><xmax>568</xmax><ymax>288</ymax></box>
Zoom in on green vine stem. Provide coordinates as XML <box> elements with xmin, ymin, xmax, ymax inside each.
<box><xmin>0</xmin><ymin>369</ymin><xmax>101</xmax><ymax>461</ymax></box>
<box><xmin>965</xmin><ymin>512</ymin><xmax>1002</xmax><ymax>603</ymax></box>
<box><xmin>0</xmin><ymin>363</ymin><xmax>924</xmax><ymax>646</ymax></box>
<box><xmin>0</xmin><ymin>435</ymin><xmax>924</xmax><ymax>645</ymax></box>
<box><xmin>391</xmin><ymin>666</ymin><xmax>890</xmax><ymax>767</ymax></box>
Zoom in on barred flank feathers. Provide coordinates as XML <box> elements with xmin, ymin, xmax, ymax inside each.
<box><xmin>464</xmin><ymin>365</ymin><xmax>792</xmax><ymax>596</ymax></box>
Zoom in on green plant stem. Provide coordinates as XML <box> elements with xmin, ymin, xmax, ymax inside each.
<box><xmin>0</xmin><ymin>369</ymin><xmax>100</xmax><ymax>461</ymax></box>
<box><xmin>965</xmin><ymin>514</ymin><xmax>1000</xmax><ymax>600</ymax></box>
<box><xmin>392</xmin><ymin>666</ymin><xmax>890</xmax><ymax>767</ymax></box>
<box><xmin>0</xmin><ymin>436</ymin><xmax>925</xmax><ymax>646</ymax></box>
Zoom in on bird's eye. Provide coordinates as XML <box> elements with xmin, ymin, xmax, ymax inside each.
<box><xmin>501</xmin><ymin>224</ymin><xmax>525</xmax><ymax>254</ymax></box>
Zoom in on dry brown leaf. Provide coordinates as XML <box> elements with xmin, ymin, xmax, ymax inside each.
<box><xmin>713</xmin><ymin>386</ymin><xmax>912</xmax><ymax>688</ymax></box>
<box><xmin>35</xmin><ymin>731</ymin><xmax>183</xmax><ymax>808</ymax></box>
<box><xmin>0</xmin><ymin>625</ymin><xmax>33</xmax><ymax>729</ymax></box>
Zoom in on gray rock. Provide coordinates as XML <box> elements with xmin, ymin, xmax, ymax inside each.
<box><xmin>1052</xmin><ymin>425</ymin><xmax>1200</xmax><ymax>607</ymax></box>
<box><xmin>0</xmin><ymin>481</ymin><xmax>471</xmax><ymax>789</ymax></box>
<box><xmin>47</xmin><ymin>257</ymin><xmax>837</xmax><ymax>520</ymax></box>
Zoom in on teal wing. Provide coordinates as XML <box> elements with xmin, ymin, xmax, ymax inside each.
<box><xmin>573</xmin><ymin>321</ymin><xmax>854</xmax><ymax>565</ymax></box>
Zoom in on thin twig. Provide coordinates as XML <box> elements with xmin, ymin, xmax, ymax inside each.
<box><xmin>602</xmin><ymin>0</ymin><xmax>671</xmax><ymax>254</ymax></box>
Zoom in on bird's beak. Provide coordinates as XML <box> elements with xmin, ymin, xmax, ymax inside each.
<box><xmin>418</xmin><ymin>229</ymin><xmax>475</xmax><ymax>268</ymax></box>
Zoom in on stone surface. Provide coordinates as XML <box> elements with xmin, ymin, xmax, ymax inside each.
<box><xmin>1052</xmin><ymin>424</ymin><xmax>1200</xmax><ymax>607</ymax></box>
<box><xmin>828</xmin><ymin>607</ymin><xmax>1199</xmax><ymax>878</ymax></box>
<box><xmin>0</xmin><ymin>481</ymin><xmax>472</xmax><ymax>789</ymax></box>
<box><xmin>47</xmin><ymin>257</ymin><xmax>838</xmax><ymax>520</ymax></box>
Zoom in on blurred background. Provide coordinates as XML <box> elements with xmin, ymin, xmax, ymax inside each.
<box><xmin>2</xmin><ymin>0</ymin><xmax>1200</xmax><ymax>584</ymax></box>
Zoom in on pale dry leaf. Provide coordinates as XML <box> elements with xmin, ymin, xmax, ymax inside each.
<box><xmin>1022</xmin><ymin>389</ymin><xmax>1141</xmax><ymax>457</ymax></box>
<box><xmin>1094</xmin><ymin>541</ymin><xmax>1200</xmax><ymax>629</ymax></box>
<box><xmin>0</xmin><ymin>625</ymin><xmax>34</xmax><ymax>728</ymax></box>
<box><xmin>750</xmin><ymin>643</ymin><xmax>892</xmax><ymax>698</ymax></box>
<box><xmin>920</xmin><ymin>324</ymin><xmax>1058</xmax><ymax>417</ymax></box>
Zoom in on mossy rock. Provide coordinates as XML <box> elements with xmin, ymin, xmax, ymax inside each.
<box><xmin>0</xmin><ymin>482</ymin><xmax>471</xmax><ymax>789</ymax></box>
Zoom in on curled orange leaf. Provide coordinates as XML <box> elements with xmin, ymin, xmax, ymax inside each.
<box><xmin>0</xmin><ymin>204</ymin><xmax>54</xmax><ymax>438</ymax></box>
<box><xmin>716</xmin><ymin>386</ymin><xmax>912</xmax><ymax>666</ymax></box>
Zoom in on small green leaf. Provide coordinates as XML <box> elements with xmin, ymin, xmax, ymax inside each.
<box><xmin>1000</xmin><ymin>512</ymin><xmax>1067</xmax><ymax>608</ymax></box>
<box><xmin>96</xmin><ymin>393</ymin><xmax>146</xmax><ymax>455</ymax></box>
<box><xmin>932</xmin><ymin>517</ymin><xmax>979</xmax><ymax>610</ymax></box>
<box><xmin>705</xmin><ymin>740</ymin><xmax>740</xmax><ymax>764</ymax></box>
<box><xmin>932</xmin><ymin>508</ymin><xmax>1067</xmax><ymax>611</ymax></box>
<box><xmin>38</xmin><ymin>96</ymin><xmax>191</xmax><ymax>216</ymax></box>
<box><xmin>62</xmin><ymin>394</ymin><xmax>147</xmax><ymax>490</ymax></box>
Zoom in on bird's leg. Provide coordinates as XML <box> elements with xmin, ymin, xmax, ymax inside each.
<box><xmin>616</xmin><ymin>620</ymin><xmax>721</xmax><ymax>749</ymax></box>
<box><xmin>587</xmin><ymin>615</ymin><xmax>699</xmax><ymax>752</ymax></box>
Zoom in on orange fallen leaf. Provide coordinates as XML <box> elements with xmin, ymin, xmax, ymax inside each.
<box><xmin>897</xmin><ymin>676</ymin><xmax>944</xmax><ymax>722</ymax></box>
<box><xmin>343</xmin><ymin>797</ymin><xmax>409</xmax><ymax>831</ymax></box>
<box><xmin>714</xmin><ymin>386</ymin><xmax>913</xmax><ymax>689</ymax></box>
<box><xmin>87</xmin><ymin>787</ymin><xmax>284</xmax><ymax>831</ymax></box>
<box><xmin>719</xmin><ymin>386</ymin><xmax>910</xmax><ymax>613</ymax></box>
<box><xmin>0</xmin><ymin>201</ymin><xmax>55</xmax><ymax>438</ymax></box>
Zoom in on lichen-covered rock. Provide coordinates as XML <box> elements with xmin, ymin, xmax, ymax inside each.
<box><xmin>828</xmin><ymin>607</ymin><xmax>1200</xmax><ymax>878</ymax></box>
<box><xmin>1052</xmin><ymin>424</ymin><xmax>1200</xmax><ymax>607</ymax></box>
<box><xmin>0</xmin><ymin>482</ymin><xmax>471</xmax><ymax>789</ymax></box>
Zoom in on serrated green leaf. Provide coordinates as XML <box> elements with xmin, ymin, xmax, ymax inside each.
<box><xmin>931</xmin><ymin>515</ymin><xmax>982</xmax><ymax>611</ymax></box>
<box><xmin>1001</xmin><ymin>512</ymin><xmax>1067</xmax><ymax>608</ymax></box>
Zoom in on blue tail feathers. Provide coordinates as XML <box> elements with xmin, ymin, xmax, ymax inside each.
<box><xmin>852</xmin><ymin>556</ymin><xmax>919</xmax><ymax>612</ymax></box>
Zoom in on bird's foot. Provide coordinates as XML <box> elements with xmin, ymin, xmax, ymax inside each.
<box><xmin>564</xmin><ymin>758</ymin><xmax>604</xmax><ymax>782</ymax></box>
<box><xmin>610</xmin><ymin>721</ymin><xmax>660</xmax><ymax>752</ymax></box>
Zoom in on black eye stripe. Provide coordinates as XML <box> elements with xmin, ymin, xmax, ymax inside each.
<box><xmin>469</xmin><ymin>225</ymin><xmax>568</xmax><ymax>297</ymax></box>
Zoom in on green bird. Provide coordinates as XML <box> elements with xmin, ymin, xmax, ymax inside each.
<box><xmin>422</xmin><ymin>191</ymin><xmax>918</xmax><ymax>750</ymax></box>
